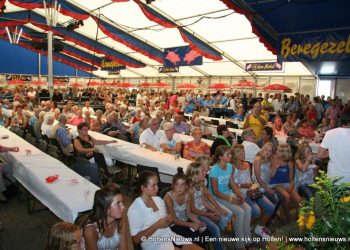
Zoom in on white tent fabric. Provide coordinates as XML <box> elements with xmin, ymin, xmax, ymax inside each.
<box><xmin>5</xmin><ymin>0</ymin><xmax>313</xmax><ymax>78</ymax></box>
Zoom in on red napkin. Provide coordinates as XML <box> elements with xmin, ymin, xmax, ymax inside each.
<box><xmin>45</xmin><ymin>175</ymin><xmax>59</xmax><ymax>183</ymax></box>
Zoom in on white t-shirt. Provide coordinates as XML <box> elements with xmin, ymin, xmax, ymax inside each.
<box><xmin>139</xmin><ymin>128</ymin><xmax>164</xmax><ymax>150</ymax></box>
<box><xmin>272</xmin><ymin>99</ymin><xmax>285</xmax><ymax>111</ymax></box>
<box><xmin>127</xmin><ymin>197</ymin><xmax>190</xmax><ymax>250</ymax></box>
<box><xmin>82</xmin><ymin>106</ymin><xmax>95</xmax><ymax>115</ymax></box>
<box><xmin>242</xmin><ymin>141</ymin><xmax>260</xmax><ymax>163</ymax></box>
<box><xmin>41</xmin><ymin>123</ymin><xmax>53</xmax><ymax>137</ymax></box>
<box><xmin>321</xmin><ymin>128</ymin><xmax>350</xmax><ymax>184</ymax></box>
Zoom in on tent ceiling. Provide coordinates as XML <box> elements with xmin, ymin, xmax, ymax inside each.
<box><xmin>0</xmin><ymin>0</ymin><xmax>313</xmax><ymax>78</ymax></box>
<box><xmin>221</xmin><ymin>0</ymin><xmax>350</xmax><ymax>77</ymax></box>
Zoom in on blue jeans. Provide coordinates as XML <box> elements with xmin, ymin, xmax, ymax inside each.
<box><xmin>245</xmin><ymin>195</ymin><xmax>276</xmax><ymax>218</ymax></box>
<box><xmin>198</xmin><ymin>215</ymin><xmax>225</xmax><ymax>250</ymax></box>
<box><xmin>298</xmin><ymin>184</ymin><xmax>316</xmax><ymax>201</ymax></box>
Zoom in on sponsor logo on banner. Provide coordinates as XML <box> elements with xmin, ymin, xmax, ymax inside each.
<box><xmin>159</xmin><ymin>66</ymin><xmax>179</xmax><ymax>73</ymax></box>
<box><xmin>6</xmin><ymin>74</ymin><xmax>32</xmax><ymax>81</ymax></box>
<box><xmin>245</xmin><ymin>62</ymin><xmax>282</xmax><ymax>71</ymax></box>
<box><xmin>101</xmin><ymin>58</ymin><xmax>126</xmax><ymax>71</ymax></box>
<box><xmin>164</xmin><ymin>46</ymin><xmax>203</xmax><ymax>67</ymax></box>
<box><xmin>53</xmin><ymin>77</ymin><xmax>70</xmax><ymax>82</ymax></box>
<box><xmin>278</xmin><ymin>30</ymin><xmax>350</xmax><ymax>61</ymax></box>
<box><xmin>108</xmin><ymin>70</ymin><xmax>120</xmax><ymax>75</ymax></box>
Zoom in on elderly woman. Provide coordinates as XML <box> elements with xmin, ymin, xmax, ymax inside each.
<box><xmin>183</xmin><ymin>127</ymin><xmax>210</xmax><ymax>161</ymax></box>
<box><xmin>129</xmin><ymin>116</ymin><xmax>150</xmax><ymax>144</ymax></box>
<box><xmin>160</xmin><ymin>111</ymin><xmax>172</xmax><ymax>129</ymax></box>
<box><xmin>73</xmin><ymin>122</ymin><xmax>116</xmax><ymax>161</ymax></box>
<box><xmin>67</xmin><ymin>109</ymin><xmax>84</xmax><ymax>126</ymax></box>
<box><xmin>41</xmin><ymin>113</ymin><xmax>55</xmax><ymax>138</ymax></box>
<box><xmin>129</xmin><ymin>108</ymin><xmax>142</xmax><ymax>124</ymax></box>
<box><xmin>10</xmin><ymin>105</ymin><xmax>28</xmax><ymax>130</ymax></box>
<box><xmin>273</xmin><ymin>115</ymin><xmax>286</xmax><ymax>136</ymax></box>
<box><xmin>190</xmin><ymin>111</ymin><xmax>200</xmax><ymax>126</ymax></box>
<box><xmin>160</xmin><ymin>122</ymin><xmax>182</xmax><ymax>155</ymax></box>
<box><xmin>191</xmin><ymin>117</ymin><xmax>212</xmax><ymax>138</ymax></box>
<box><xmin>33</xmin><ymin>111</ymin><xmax>46</xmax><ymax>141</ymax></box>
<box><xmin>90</xmin><ymin>110</ymin><xmax>104</xmax><ymax>132</ymax></box>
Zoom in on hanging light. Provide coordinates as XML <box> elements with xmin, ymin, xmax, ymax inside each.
<box><xmin>43</xmin><ymin>0</ymin><xmax>61</xmax><ymax>27</ymax></box>
<box><xmin>5</xmin><ymin>26</ymin><xmax>23</xmax><ymax>44</ymax></box>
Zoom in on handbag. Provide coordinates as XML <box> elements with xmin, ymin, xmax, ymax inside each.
<box><xmin>246</xmin><ymin>188</ymin><xmax>263</xmax><ymax>200</ymax></box>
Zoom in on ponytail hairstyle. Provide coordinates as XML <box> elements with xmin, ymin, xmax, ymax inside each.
<box><xmin>133</xmin><ymin>170</ymin><xmax>157</xmax><ymax>199</ymax></box>
<box><xmin>172</xmin><ymin>167</ymin><xmax>187</xmax><ymax>186</ymax></box>
<box><xmin>211</xmin><ymin>145</ymin><xmax>229</xmax><ymax>165</ymax></box>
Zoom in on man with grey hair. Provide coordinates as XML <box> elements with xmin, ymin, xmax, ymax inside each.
<box><xmin>160</xmin><ymin>122</ymin><xmax>182</xmax><ymax>155</ymax></box>
<box><xmin>242</xmin><ymin>128</ymin><xmax>260</xmax><ymax>164</ymax></box>
<box><xmin>51</xmin><ymin>114</ymin><xmax>73</xmax><ymax>155</ymax></box>
<box><xmin>139</xmin><ymin>117</ymin><xmax>163</xmax><ymax>151</ymax></box>
<box><xmin>41</xmin><ymin>113</ymin><xmax>55</xmax><ymax>137</ymax></box>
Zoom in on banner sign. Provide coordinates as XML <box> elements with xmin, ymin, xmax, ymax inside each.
<box><xmin>108</xmin><ymin>70</ymin><xmax>120</xmax><ymax>75</ymax></box>
<box><xmin>101</xmin><ymin>58</ymin><xmax>126</xmax><ymax>71</ymax></box>
<box><xmin>159</xmin><ymin>66</ymin><xmax>179</xmax><ymax>73</ymax></box>
<box><xmin>245</xmin><ymin>62</ymin><xmax>282</xmax><ymax>71</ymax></box>
<box><xmin>163</xmin><ymin>46</ymin><xmax>203</xmax><ymax>67</ymax></box>
<box><xmin>53</xmin><ymin>77</ymin><xmax>69</xmax><ymax>82</ymax></box>
<box><xmin>278</xmin><ymin>30</ymin><xmax>350</xmax><ymax>61</ymax></box>
<box><xmin>6</xmin><ymin>74</ymin><xmax>32</xmax><ymax>81</ymax></box>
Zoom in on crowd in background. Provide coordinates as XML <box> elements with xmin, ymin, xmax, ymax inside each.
<box><xmin>0</xmin><ymin>84</ymin><xmax>350</xmax><ymax>249</ymax></box>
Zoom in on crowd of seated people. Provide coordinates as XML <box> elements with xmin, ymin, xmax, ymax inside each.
<box><xmin>1</xmin><ymin>84</ymin><xmax>350</xmax><ymax>248</ymax></box>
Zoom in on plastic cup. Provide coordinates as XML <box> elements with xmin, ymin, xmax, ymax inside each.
<box><xmin>25</xmin><ymin>149</ymin><xmax>31</xmax><ymax>156</ymax></box>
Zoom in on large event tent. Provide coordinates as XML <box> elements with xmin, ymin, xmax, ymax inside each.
<box><xmin>0</xmin><ymin>0</ymin><xmax>316</xmax><ymax>79</ymax></box>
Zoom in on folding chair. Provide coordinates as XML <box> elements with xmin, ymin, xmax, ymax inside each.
<box><xmin>136</xmin><ymin>164</ymin><xmax>172</xmax><ymax>197</ymax></box>
<box><xmin>93</xmin><ymin>152</ymin><xmax>128</xmax><ymax>186</ymax></box>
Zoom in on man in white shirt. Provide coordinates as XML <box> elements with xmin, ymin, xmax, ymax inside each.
<box><xmin>82</xmin><ymin>101</ymin><xmax>95</xmax><ymax>115</ymax></box>
<box><xmin>41</xmin><ymin>113</ymin><xmax>55</xmax><ymax>137</ymax></box>
<box><xmin>272</xmin><ymin>93</ymin><xmax>285</xmax><ymax>112</ymax></box>
<box><xmin>317</xmin><ymin>116</ymin><xmax>350</xmax><ymax>184</ymax></box>
<box><xmin>139</xmin><ymin>117</ymin><xmax>164</xmax><ymax>151</ymax></box>
<box><xmin>242</xmin><ymin>128</ymin><xmax>260</xmax><ymax>164</ymax></box>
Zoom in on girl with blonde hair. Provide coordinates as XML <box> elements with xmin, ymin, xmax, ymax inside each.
<box><xmin>231</xmin><ymin>144</ymin><xmax>275</xmax><ymax>239</ymax></box>
<box><xmin>294</xmin><ymin>143</ymin><xmax>318</xmax><ymax>200</ymax></box>
<box><xmin>186</xmin><ymin>157</ymin><xmax>231</xmax><ymax>250</ymax></box>
<box><xmin>270</xmin><ymin>144</ymin><xmax>302</xmax><ymax>223</ymax></box>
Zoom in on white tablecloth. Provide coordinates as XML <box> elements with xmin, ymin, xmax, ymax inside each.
<box><xmin>0</xmin><ymin>126</ymin><xmax>98</xmax><ymax>223</ymax></box>
<box><xmin>68</xmin><ymin>125</ymin><xmax>192</xmax><ymax>183</ymax></box>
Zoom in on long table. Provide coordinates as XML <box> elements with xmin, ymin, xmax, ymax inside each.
<box><xmin>0</xmin><ymin>126</ymin><xmax>98</xmax><ymax>223</ymax></box>
<box><xmin>68</xmin><ymin>125</ymin><xmax>193</xmax><ymax>183</ymax></box>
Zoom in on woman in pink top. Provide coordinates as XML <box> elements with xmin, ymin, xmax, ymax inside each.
<box><xmin>67</xmin><ymin>109</ymin><xmax>85</xmax><ymax>125</ymax></box>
